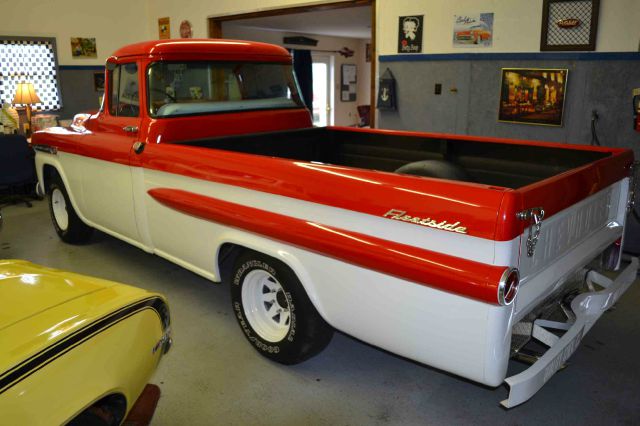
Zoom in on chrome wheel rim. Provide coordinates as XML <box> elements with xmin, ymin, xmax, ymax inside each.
<box><xmin>51</xmin><ymin>188</ymin><xmax>69</xmax><ymax>231</ymax></box>
<box><xmin>241</xmin><ymin>269</ymin><xmax>291</xmax><ymax>342</ymax></box>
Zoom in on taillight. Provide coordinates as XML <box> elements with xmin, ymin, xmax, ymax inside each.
<box><xmin>498</xmin><ymin>268</ymin><xmax>520</xmax><ymax>305</ymax></box>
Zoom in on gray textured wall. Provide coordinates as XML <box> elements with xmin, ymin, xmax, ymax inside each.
<box><xmin>57</xmin><ymin>68</ymin><xmax>104</xmax><ymax>119</ymax></box>
<box><xmin>378</xmin><ymin>59</ymin><xmax>640</xmax><ymax>158</ymax></box>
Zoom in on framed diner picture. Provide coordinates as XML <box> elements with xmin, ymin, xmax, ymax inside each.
<box><xmin>498</xmin><ymin>68</ymin><xmax>569</xmax><ymax>127</ymax></box>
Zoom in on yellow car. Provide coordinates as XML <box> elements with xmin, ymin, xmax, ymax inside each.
<box><xmin>0</xmin><ymin>260</ymin><xmax>171</xmax><ymax>425</ymax></box>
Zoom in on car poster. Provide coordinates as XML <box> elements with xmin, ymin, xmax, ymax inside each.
<box><xmin>453</xmin><ymin>13</ymin><xmax>494</xmax><ymax>47</ymax></box>
<box><xmin>398</xmin><ymin>15</ymin><xmax>424</xmax><ymax>54</ymax></box>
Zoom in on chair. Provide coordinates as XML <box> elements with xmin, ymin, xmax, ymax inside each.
<box><xmin>357</xmin><ymin>105</ymin><xmax>371</xmax><ymax>127</ymax></box>
<box><xmin>0</xmin><ymin>134</ymin><xmax>37</xmax><ymax>208</ymax></box>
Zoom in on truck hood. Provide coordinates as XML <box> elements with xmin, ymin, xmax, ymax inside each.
<box><xmin>0</xmin><ymin>260</ymin><xmax>111</xmax><ymax>331</ymax></box>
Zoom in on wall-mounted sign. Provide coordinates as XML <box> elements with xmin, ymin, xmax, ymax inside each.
<box><xmin>556</xmin><ymin>18</ymin><xmax>581</xmax><ymax>29</ymax></box>
<box><xmin>540</xmin><ymin>0</ymin><xmax>599</xmax><ymax>51</ymax></box>
<box><xmin>180</xmin><ymin>20</ymin><xmax>193</xmax><ymax>38</ymax></box>
<box><xmin>453</xmin><ymin>13</ymin><xmax>494</xmax><ymax>47</ymax></box>
<box><xmin>377</xmin><ymin>68</ymin><xmax>396</xmax><ymax>111</ymax></box>
<box><xmin>397</xmin><ymin>15</ymin><xmax>423</xmax><ymax>54</ymax></box>
<box><xmin>158</xmin><ymin>17</ymin><xmax>171</xmax><ymax>39</ymax></box>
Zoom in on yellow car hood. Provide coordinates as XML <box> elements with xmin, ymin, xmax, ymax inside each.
<box><xmin>0</xmin><ymin>260</ymin><xmax>164</xmax><ymax>376</ymax></box>
<box><xmin>0</xmin><ymin>260</ymin><xmax>112</xmax><ymax>331</ymax></box>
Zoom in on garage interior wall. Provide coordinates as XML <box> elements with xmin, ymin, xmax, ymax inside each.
<box><xmin>0</xmin><ymin>0</ymin><xmax>638</xmax><ymax>146</ymax></box>
<box><xmin>0</xmin><ymin>0</ymin><xmax>149</xmax><ymax>118</ymax></box>
<box><xmin>375</xmin><ymin>0</ymin><xmax>640</xmax><ymax>157</ymax></box>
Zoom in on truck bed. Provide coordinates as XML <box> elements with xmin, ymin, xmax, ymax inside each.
<box><xmin>175</xmin><ymin>126</ymin><xmax>610</xmax><ymax>188</ymax></box>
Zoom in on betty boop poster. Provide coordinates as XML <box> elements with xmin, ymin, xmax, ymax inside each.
<box><xmin>398</xmin><ymin>15</ymin><xmax>424</xmax><ymax>53</ymax></box>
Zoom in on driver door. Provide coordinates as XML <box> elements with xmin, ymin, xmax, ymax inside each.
<box><xmin>80</xmin><ymin>61</ymin><xmax>142</xmax><ymax>243</ymax></box>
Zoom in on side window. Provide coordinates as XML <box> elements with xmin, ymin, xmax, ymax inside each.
<box><xmin>109</xmin><ymin>63</ymin><xmax>139</xmax><ymax>117</ymax></box>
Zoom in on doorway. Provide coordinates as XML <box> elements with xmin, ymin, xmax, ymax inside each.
<box><xmin>312</xmin><ymin>55</ymin><xmax>333</xmax><ymax>126</ymax></box>
<box><xmin>208</xmin><ymin>0</ymin><xmax>376</xmax><ymax>127</ymax></box>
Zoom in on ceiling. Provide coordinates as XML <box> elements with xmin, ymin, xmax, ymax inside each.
<box><xmin>224</xmin><ymin>6</ymin><xmax>372</xmax><ymax>39</ymax></box>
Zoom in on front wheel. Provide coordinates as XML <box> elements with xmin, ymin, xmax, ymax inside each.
<box><xmin>231</xmin><ymin>250</ymin><xmax>333</xmax><ymax>364</ymax></box>
<box><xmin>48</xmin><ymin>174</ymin><xmax>93</xmax><ymax>244</ymax></box>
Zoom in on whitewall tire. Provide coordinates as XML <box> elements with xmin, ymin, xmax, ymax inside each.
<box><xmin>48</xmin><ymin>174</ymin><xmax>93</xmax><ymax>244</ymax></box>
<box><xmin>231</xmin><ymin>250</ymin><xmax>333</xmax><ymax>364</ymax></box>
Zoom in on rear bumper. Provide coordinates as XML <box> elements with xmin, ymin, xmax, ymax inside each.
<box><xmin>502</xmin><ymin>257</ymin><xmax>638</xmax><ymax>408</ymax></box>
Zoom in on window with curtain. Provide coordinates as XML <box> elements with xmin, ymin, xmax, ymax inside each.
<box><xmin>0</xmin><ymin>38</ymin><xmax>62</xmax><ymax>111</ymax></box>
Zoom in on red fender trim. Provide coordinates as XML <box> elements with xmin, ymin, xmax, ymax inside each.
<box><xmin>148</xmin><ymin>188</ymin><xmax>509</xmax><ymax>304</ymax></box>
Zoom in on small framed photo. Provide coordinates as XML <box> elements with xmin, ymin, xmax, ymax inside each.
<box><xmin>540</xmin><ymin>0</ymin><xmax>600</xmax><ymax>51</ymax></box>
<box><xmin>93</xmin><ymin>72</ymin><xmax>105</xmax><ymax>92</ymax></box>
<box><xmin>498</xmin><ymin>68</ymin><xmax>569</xmax><ymax>127</ymax></box>
<box><xmin>70</xmin><ymin>37</ymin><xmax>97</xmax><ymax>58</ymax></box>
<box><xmin>158</xmin><ymin>17</ymin><xmax>171</xmax><ymax>39</ymax></box>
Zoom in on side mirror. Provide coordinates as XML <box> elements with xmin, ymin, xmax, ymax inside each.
<box><xmin>106</xmin><ymin>61</ymin><xmax>117</xmax><ymax>72</ymax></box>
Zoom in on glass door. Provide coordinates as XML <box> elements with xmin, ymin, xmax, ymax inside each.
<box><xmin>312</xmin><ymin>55</ymin><xmax>333</xmax><ymax>126</ymax></box>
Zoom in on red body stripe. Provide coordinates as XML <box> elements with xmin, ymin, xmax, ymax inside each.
<box><xmin>148</xmin><ymin>187</ymin><xmax>508</xmax><ymax>304</ymax></box>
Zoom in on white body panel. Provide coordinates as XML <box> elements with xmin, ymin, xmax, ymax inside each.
<box><xmin>34</xmin><ymin>150</ymin><xmax>631</xmax><ymax>388</ymax></box>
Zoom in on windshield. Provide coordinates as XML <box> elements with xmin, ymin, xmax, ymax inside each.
<box><xmin>147</xmin><ymin>61</ymin><xmax>305</xmax><ymax>117</ymax></box>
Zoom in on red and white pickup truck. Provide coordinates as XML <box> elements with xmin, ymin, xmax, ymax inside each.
<box><xmin>32</xmin><ymin>39</ymin><xmax>638</xmax><ymax>407</ymax></box>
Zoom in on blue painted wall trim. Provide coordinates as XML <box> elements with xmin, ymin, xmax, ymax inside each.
<box><xmin>379</xmin><ymin>51</ymin><xmax>640</xmax><ymax>62</ymax></box>
<box><xmin>59</xmin><ymin>65</ymin><xmax>105</xmax><ymax>70</ymax></box>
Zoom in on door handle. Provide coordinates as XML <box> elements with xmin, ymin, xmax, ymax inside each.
<box><xmin>133</xmin><ymin>141</ymin><xmax>145</xmax><ymax>154</ymax></box>
<box><xmin>123</xmin><ymin>125</ymin><xmax>139</xmax><ymax>133</ymax></box>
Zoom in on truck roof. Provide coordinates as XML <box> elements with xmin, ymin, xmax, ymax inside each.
<box><xmin>111</xmin><ymin>39</ymin><xmax>292</xmax><ymax>61</ymax></box>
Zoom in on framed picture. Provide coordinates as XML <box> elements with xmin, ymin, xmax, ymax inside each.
<box><xmin>398</xmin><ymin>15</ymin><xmax>423</xmax><ymax>53</ymax></box>
<box><xmin>180</xmin><ymin>20</ymin><xmax>193</xmax><ymax>38</ymax></box>
<box><xmin>540</xmin><ymin>0</ymin><xmax>600</xmax><ymax>51</ymax></box>
<box><xmin>340</xmin><ymin>64</ymin><xmax>357</xmax><ymax>102</ymax></box>
<box><xmin>93</xmin><ymin>72</ymin><xmax>105</xmax><ymax>92</ymax></box>
<box><xmin>70</xmin><ymin>38</ymin><xmax>97</xmax><ymax>59</ymax></box>
<box><xmin>498</xmin><ymin>68</ymin><xmax>569</xmax><ymax>127</ymax></box>
<box><xmin>158</xmin><ymin>17</ymin><xmax>171</xmax><ymax>39</ymax></box>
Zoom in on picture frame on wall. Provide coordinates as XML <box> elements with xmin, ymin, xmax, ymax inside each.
<box><xmin>540</xmin><ymin>0</ymin><xmax>600</xmax><ymax>51</ymax></box>
<box><xmin>498</xmin><ymin>68</ymin><xmax>569</xmax><ymax>127</ymax></box>
<box><xmin>397</xmin><ymin>15</ymin><xmax>424</xmax><ymax>53</ymax></box>
<box><xmin>93</xmin><ymin>72</ymin><xmax>105</xmax><ymax>92</ymax></box>
<box><xmin>340</xmin><ymin>64</ymin><xmax>357</xmax><ymax>102</ymax></box>
<box><xmin>158</xmin><ymin>17</ymin><xmax>171</xmax><ymax>39</ymax></box>
<box><xmin>70</xmin><ymin>38</ymin><xmax>97</xmax><ymax>58</ymax></box>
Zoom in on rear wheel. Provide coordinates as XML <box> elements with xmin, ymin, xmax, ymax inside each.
<box><xmin>48</xmin><ymin>174</ymin><xmax>93</xmax><ymax>244</ymax></box>
<box><xmin>231</xmin><ymin>250</ymin><xmax>333</xmax><ymax>364</ymax></box>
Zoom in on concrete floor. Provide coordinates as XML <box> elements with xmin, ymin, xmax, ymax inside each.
<box><xmin>2</xmin><ymin>200</ymin><xmax>640</xmax><ymax>425</ymax></box>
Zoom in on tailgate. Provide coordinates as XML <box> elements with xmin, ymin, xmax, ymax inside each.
<box><xmin>514</xmin><ymin>178</ymin><xmax>630</xmax><ymax>319</ymax></box>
